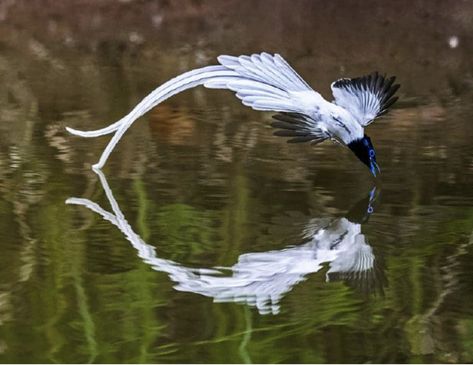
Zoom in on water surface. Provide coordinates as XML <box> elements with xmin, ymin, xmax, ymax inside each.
<box><xmin>1</xmin><ymin>1</ymin><xmax>473</xmax><ymax>363</ymax></box>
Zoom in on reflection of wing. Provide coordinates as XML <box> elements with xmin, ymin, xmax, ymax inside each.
<box><xmin>331</xmin><ymin>73</ymin><xmax>399</xmax><ymax>126</ymax></box>
<box><xmin>66</xmin><ymin>169</ymin><xmax>378</xmax><ymax>315</ymax></box>
<box><xmin>175</xmin><ymin>246</ymin><xmax>323</xmax><ymax>315</ymax></box>
<box><xmin>302</xmin><ymin>217</ymin><xmax>376</xmax><ymax>279</ymax></box>
<box><xmin>327</xmin><ymin>234</ymin><xmax>374</xmax><ymax>278</ymax></box>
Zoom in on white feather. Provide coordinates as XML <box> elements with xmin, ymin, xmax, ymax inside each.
<box><xmin>331</xmin><ymin>85</ymin><xmax>380</xmax><ymax>125</ymax></box>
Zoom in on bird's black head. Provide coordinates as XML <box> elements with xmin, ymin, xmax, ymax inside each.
<box><xmin>348</xmin><ymin>135</ymin><xmax>380</xmax><ymax>177</ymax></box>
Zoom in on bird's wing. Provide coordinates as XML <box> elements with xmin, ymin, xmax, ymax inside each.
<box><xmin>204</xmin><ymin>52</ymin><xmax>330</xmax><ymax>144</ymax></box>
<box><xmin>270</xmin><ymin>113</ymin><xmax>330</xmax><ymax>144</ymax></box>
<box><xmin>331</xmin><ymin>72</ymin><xmax>400</xmax><ymax>127</ymax></box>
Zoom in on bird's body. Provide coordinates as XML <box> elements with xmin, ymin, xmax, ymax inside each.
<box><xmin>277</xmin><ymin>91</ymin><xmax>365</xmax><ymax>144</ymax></box>
<box><xmin>67</xmin><ymin>52</ymin><xmax>399</xmax><ymax>174</ymax></box>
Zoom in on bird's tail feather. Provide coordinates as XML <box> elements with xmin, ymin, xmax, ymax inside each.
<box><xmin>66</xmin><ymin>65</ymin><xmax>237</xmax><ymax>138</ymax></box>
<box><xmin>66</xmin><ymin>65</ymin><xmax>243</xmax><ymax>168</ymax></box>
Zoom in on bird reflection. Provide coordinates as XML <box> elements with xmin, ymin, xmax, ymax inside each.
<box><xmin>67</xmin><ymin>170</ymin><xmax>380</xmax><ymax>315</ymax></box>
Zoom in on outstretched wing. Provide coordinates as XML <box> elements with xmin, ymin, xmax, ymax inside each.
<box><xmin>204</xmin><ymin>52</ymin><xmax>330</xmax><ymax>144</ymax></box>
<box><xmin>271</xmin><ymin>113</ymin><xmax>330</xmax><ymax>144</ymax></box>
<box><xmin>331</xmin><ymin>72</ymin><xmax>400</xmax><ymax>126</ymax></box>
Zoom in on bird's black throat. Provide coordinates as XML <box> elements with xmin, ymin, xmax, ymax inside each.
<box><xmin>348</xmin><ymin>135</ymin><xmax>379</xmax><ymax>176</ymax></box>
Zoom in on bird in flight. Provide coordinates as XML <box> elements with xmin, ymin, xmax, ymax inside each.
<box><xmin>67</xmin><ymin>52</ymin><xmax>400</xmax><ymax>174</ymax></box>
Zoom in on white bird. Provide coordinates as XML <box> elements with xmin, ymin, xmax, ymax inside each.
<box><xmin>66</xmin><ymin>52</ymin><xmax>399</xmax><ymax>175</ymax></box>
<box><xmin>66</xmin><ymin>169</ymin><xmax>379</xmax><ymax>315</ymax></box>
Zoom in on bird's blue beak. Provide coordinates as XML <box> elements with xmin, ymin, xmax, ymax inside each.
<box><xmin>370</xmin><ymin>160</ymin><xmax>381</xmax><ymax>177</ymax></box>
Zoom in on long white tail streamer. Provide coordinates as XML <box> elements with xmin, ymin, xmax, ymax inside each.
<box><xmin>66</xmin><ymin>65</ymin><xmax>239</xmax><ymax>169</ymax></box>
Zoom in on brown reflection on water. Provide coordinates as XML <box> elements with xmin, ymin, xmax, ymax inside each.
<box><xmin>0</xmin><ymin>0</ymin><xmax>473</xmax><ymax>363</ymax></box>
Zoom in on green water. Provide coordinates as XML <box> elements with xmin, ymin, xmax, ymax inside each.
<box><xmin>1</xmin><ymin>1</ymin><xmax>473</xmax><ymax>363</ymax></box>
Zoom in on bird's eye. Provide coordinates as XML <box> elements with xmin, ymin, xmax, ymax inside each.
<box><xmin>369</xmin><ymin>149</ymin><xmax>375</xmax><ymax>158</ymax></box>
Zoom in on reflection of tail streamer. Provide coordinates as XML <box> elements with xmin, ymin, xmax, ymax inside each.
<box><xmin>67</xmin><ymin>169</ymin><xmax>377</xmax><ymax>315</ymax></box>
<box><xmin>66</xmin><ymin>66</ymin><xmax>236</xmax><ymax>169</ymax></box>
<box><xmin>67</xmin><ymin>169</ymin><xmax>207</xmax><ymax>294</ymax></box>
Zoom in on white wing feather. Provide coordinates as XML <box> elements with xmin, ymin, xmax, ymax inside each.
<box><xmin>331</xmin><ymin>73</ymin><xmax>399</xmax><ymax>127</ymax></box>
<box><xmin>205</xmin><ymin>53</ymin><xmax>325</xmax><ymax>115</ymax></box>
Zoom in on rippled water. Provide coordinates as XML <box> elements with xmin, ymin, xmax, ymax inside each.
<box><xmin>1</xmin><ymin>1</ymin><xmax>473</xmax><ymax>363</ymax></box>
